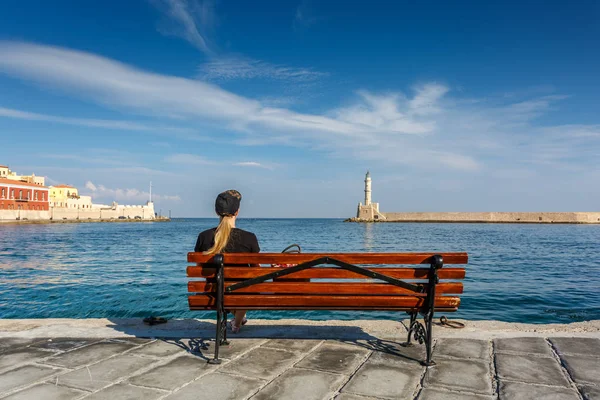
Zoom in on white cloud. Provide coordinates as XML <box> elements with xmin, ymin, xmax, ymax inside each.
<box><xmin>1</xmin><ymin>41</ymin><xmax>598</xmax><ymax>174</ymax></box>
<box><xmin>198</xmin><ymin>55</ymin><xmax>327</xmax><ymax>83</ymax></box>
<box><xmin>84</xmin><ymin>180</ymin><xmax>181</xmax><ymax>202</ymax></box>
<box><xmin>0</xmin><ymin>106</ymin><xmax>187</xmax><ymax>132</ymax></box>
<box><xmin>153</xmin><ymin>0</ymin><xmax>215</xmax><ymax>55</ymax></box>
<box><xmin>232</xmin><ymin>161</ymin><xmax>273</xmax><ymax>170</ymax></box>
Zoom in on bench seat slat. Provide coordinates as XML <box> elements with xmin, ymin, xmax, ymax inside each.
<box><xmin>187</xmin><ymin>252</ymin><xmax>468</xmax><ymax>265</ymax></box>
<box><xmin>188</xmin><ymin>282</ymin><xmax>463</xmax><ymax>295</ymax></box>
<box><xmin>187</xmin><ymin>266</ymin><xmax>466</xmax><ymax>280</ymax></box>
<box><xmin>188</xmin><ymin>294</ymin><xmax>460</xmax><ymax>309</ymax></box>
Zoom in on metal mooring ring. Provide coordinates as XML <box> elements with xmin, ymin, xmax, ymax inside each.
<box><xmin>439</xmin><ymin>315</ymin><xmax>465</xmax><ymax>329</ymax></box>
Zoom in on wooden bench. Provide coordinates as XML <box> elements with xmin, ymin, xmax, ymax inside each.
<box><xmin>187</xmin><ymin>252</ymin><xmax>467</xmax><ymax>365</ymax></box>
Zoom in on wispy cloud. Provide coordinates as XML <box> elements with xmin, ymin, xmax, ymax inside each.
<box><xmin>152</xmin><ymin>0</ymin><xmax>215</xmax><ymax>55</ymax></box>
<box><xmin>198</xmin><ymin>55</ymin><xmax>327</xmax><ymax>83</ymax></box>
<box><xmin>232</xmin><ymin>161</ymin><xmax>273</xmax><ymax>170</ymax></box>
<box><xmin>294</xmin><ymin>0</ymin><xmax>323</xmax><ymax>30</ymax></box>
<box><xmin>153</xmin><ymin>0</ymin><xmax>327</xmax><ymax>86</ymax></box>
<box><xmin>1</xmin><ymin>41</ymin><xmax>598</xmax><ymax>174</ymax></box>
<box><xmin>0</xmin><ymin>106</ymin><xmax>187</xmax><ymax>132</ymax></box>
<box><xmin>85</xmin><ymin>181</ymin><xmax>181</xmax><ymax>202</ymax></box>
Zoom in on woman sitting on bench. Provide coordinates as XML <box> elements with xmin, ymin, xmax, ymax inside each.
<box><xmin>194</xmin><ymin>190</ymin><xmax>260</xmax><ymax>333</ymax></box>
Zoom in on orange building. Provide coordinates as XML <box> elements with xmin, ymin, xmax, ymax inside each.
<box><xmin>0</xmin><ymin>178</ymin><xmax>49</xmax><ymax>211</ymax></box>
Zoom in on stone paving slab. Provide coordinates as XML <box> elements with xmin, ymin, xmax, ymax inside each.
<box><xmin>434</xmin><ymin>339</ymin><xmax>490</xmax><ymax>359</ymax></box>
<box><xmin>128</xmin><ymin>340</ymin><xmax>187</xmax><ymax>358</ymax></box>
<box><xmin>30</xmin><ymin>338</ymin><xmax>98</xmax><ymax>352</ymax></box>
<box><xmin>84</xmin><ymin>383</ymin><xmax>165</xmax><ymax>400</ymax></box>
<box><xmin>495</xmin><ymin>353</ymin><xmax>570</xmax><ymax>387</ymax></box>
<box><xmin>218</xmin><ymin>346</ymin><xmax>303</xmax><ymax>380</ymax></box>
<box><xmin>342</xmin><ymin>357</ymin><xmax>423</xmax><ymax>399</ymax></box>
<box><xmin>2</xmin><ymin>335</ymin><xmax>600</xmax><ymax>400</ymax></box>
<box><xmin>1</xmin><ymin>383</ymin><xmax>84</xmax><ymax>400</ymax></box>
<box><xmin>295</xmin><ymin>342</ymin><xmax>370</xmax><ymax>375</ymax></box>
<box><xmin>424</xmin><ymin>358</ymin><xmax>493</xmax><ymax>395</ymax></box>
<box><xmin>261</xmin><ymin>338</ymin><xmax>321</xmax><ymax>352</ymax></box>
<box><xmin>364</xmin><ymin>341</ymin><xmax>426</xmax><ymax>366</ymax></box>
<box><xmin>578</xmin><ymin>384</ymin><xmax>600</xmax><ymax>400</ymax></box>
<box><xmin>494</xmin><ymin>337</ymin><xmax>554</xmax><ymax>357</ymax></box>
<box><xmin>498</xmin><ymin>381</ymin><xmax>580</xmax><ymax>400</ymax></box>
<box><xmin>550</xmin><ymin>338</ymin><xmax>600</xmax><ymax>357</ymax></box>
<box><xmin>128</xmin><ymin>354</ymin><xmax>217</xmax><ymax>391</ymax></box>
<box><xmin>252</xmin><ymin>368</ymin><xmax>346</xmax><ymax>400</ymax></box>
<box><xmin>162</xmin><ymin>372</ymin><xmax>264</xmax><ymax>400</ymax></box>
<box><xmin>418</xmin><ymin>387</ymin><xmax>496</xmax><ymax>400</ymax></box>
<box><xmin>0</xmin><ymin>365</ymin><xmax>62</xmax><ymax>395</ymax></box>
<box><xmin>56</xmin><ymin>354</ymin><xmax>158</xmax><ymax>391</ymax></box>
<box><xmin>0</xmin><ymin>338</ymin><xmax>41</xmax><ymax>354</ymax></box>
<box><xmin>560</xmin><ymin>354</ymin><xmax>600</xmax><ymax>385</ymax></box>
<box><xmin>203</xmin><ymin>339</ymin><xmax>266</xmax><ymax>360</ymax></box>
<box><xmin>335</xmin><ymin>394</ymin><xmax>380</xmax><ymax>400</ymax></box>
<box><xmin>0</xmin><ymin>348</ymin><xmax>56</xmax><ymax>373</ymax></box>
<box><xmin>42</xmin><ymin>341</ymin><xmax>137</xmax><ymax>369</ymax></box>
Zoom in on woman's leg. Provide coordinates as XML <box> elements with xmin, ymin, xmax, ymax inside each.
<box><xmin>233</xmin><ymin>310</ymin><xmax>247</xmax><ymax>329</ymax></box>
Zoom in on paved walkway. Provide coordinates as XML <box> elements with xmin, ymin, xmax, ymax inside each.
<box><xmin>1</xmin><ymin>332</ymin><xmax>599</xmax><ymax>400</ymax></box>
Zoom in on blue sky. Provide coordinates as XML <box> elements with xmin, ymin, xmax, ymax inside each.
<box><xmin>0</xmin><ymin>0</ymin><xmax>598</xmax><ymax>217</ymax></box>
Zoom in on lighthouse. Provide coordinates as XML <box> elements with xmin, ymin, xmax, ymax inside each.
<box><xmin>364</xmin><ymin>171</ymin><xmax>372</xmax><ymax>206</ymax></box>
<box><xmin>356</xmin><ymin>171</ymin><xmax>385</xmax><ymax>221</ymax></box>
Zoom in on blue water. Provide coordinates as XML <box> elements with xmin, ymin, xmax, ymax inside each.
<box><xmin>1</xmin><ymin>219</ymin><xmax>599</xmax><ymax>323</ymax></box>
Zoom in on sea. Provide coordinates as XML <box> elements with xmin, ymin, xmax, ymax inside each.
<box><xmin>1</xmin><ymin>219</ymin><xmax>599</xmax><ymax>324</ymax></box>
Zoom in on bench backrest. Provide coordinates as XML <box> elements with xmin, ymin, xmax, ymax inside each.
<box><xmin>187</xmin><ymin>252</ymin><xmax>467</xmax><ymax>312</ymax></box>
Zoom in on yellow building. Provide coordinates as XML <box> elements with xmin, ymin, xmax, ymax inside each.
<box><xmin>0</xmin><ymin>165</ymin><xmax>45</xmax><ymax>186</ymax></box>
<box><xmin>49</xmin><ymin>185</ymin><xmax>92</xmax><ymax>209</ymax></box>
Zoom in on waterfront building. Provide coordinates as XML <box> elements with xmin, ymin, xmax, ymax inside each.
<box><xmin>49</xmin><ymin>184</ymin><xmax>93</xmax><ymax>209</ymax></box>
<box><xmin>0</xmin><ymin>178</ymin><xmax>49</xmax><ymax>211</ymax></box>
<box><xmin>0</xmin><ymin>165</ymin><xmax>45</xmax><ymax>186</ymax></box>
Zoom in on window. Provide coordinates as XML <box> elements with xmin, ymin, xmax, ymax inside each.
<box><xmin>1</xmin><ymin>188</ymin><xmax>4</xmax><ymax>198</ymax></box>
<box><xmin>10</xmin><ymin>189</ymin><xmax>14</xmax><ymax>199</ymax></box>
<box><xmin>19</xmin><ymin>191</ymin><xmax>23</xmax><ymax>200</ymax></box>
<box><xmin>34</xmin><ymin>192</ymin><xmax>38</xmax><ymax>200</ymax></box>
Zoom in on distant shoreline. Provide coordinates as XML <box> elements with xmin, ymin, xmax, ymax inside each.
<box><xmin>0</xmin><ymin>217</ymin><xmax>170</xmax><ymax>225</ymax></box>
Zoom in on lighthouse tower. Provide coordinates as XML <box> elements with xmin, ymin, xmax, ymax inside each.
<box><xmin>356</xmin><ymin>171</ymin><xmax>385</xmax><ymax>221</ymax></box>
<box><xmin>364</xmin><ymin>171</ymin><xmax>372</xmax><ymax>206</ymax></box>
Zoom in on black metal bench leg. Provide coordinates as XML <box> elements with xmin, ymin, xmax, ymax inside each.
<box><xmin>424</xmin><ymin>311</ymin><xmax>435</xmax><ymax>367</ymax></box>
<box><xmin>208</xmin><ymin>254</ymin><xmax>226</xmax><ymax>365</ymax></box>
<box><xmin>209</xmin><ymin>309</ymin><xmax>222</xmax><ymax>364</ymax></box>
<box><xmin>422</xmin><ymin>254</ymin><xmax>443</xmax><ymax>367</ymax></box>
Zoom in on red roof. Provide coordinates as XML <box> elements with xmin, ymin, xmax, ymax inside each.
<box><xmin>0</xmin><ymin>178</ymin><xmax>48</xmax><ymax>188</ymax></box>
<box><xmin>53</xmin><ymin>184</ymin><xmax>74</xmax><ymax>188</ymax></box>
<box><xmin>0</xmin><ymin>165</ymin><xmax>8</xmax><ymax>168</ymax></box>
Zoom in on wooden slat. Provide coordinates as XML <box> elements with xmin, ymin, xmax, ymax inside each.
<box><xmin>188</xmin><ymin>294</ymin><xmax>460</xmax><ymax>309</ymax></box>
<box><xmin>187</xmin><ymin>252</ymin><xmax>468</xmax><ymax>265</ymax></box>
<box><xmin>187</xmin><ymin>266</ymin><xmax>466</xmax><ymax>280</ymax></box>
<box><xmin>188</xmin><ymin>281</ymin><xmax>463</xmax><ymax>295</ymax></box>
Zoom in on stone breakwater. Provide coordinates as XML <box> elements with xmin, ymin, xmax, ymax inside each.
<box><xmin>0</xmin><ymin>319</ymin><xmax>598</xmax><ymax>399</ymax></box>
<box><xmin>347</xmin><ymin>211</ymin><xmax>600</xmax><ymax>224</ymax></box>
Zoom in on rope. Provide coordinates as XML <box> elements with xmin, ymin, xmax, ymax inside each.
<box><xmin>439</xmin><ymin>315</ymin><xmax>465</xmax><ymax>329</ymax></box>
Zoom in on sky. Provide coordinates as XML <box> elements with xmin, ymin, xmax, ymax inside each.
<box><xmin>0</xmin><ymin>0</ymin><xmax>599</xmax><ymax>217</ymax></box>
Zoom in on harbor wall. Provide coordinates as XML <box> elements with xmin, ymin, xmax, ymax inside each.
<box><xmin>0</xmin><ymin>203</ymin><xmax>155</xmax><ymax>221</ymax></box>
<box><xmin>379</xmin><ymin>212</ymin><xmax>600</xmax><ymax>224</ymax></box>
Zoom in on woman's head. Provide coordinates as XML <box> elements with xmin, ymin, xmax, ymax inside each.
<box><xmin>215</xmin><ymin>189</ymin><xmax>242</xmax><ymax>217</ymax></box>
<box><xmin>203</xmin><ymin>190</ymin><xmax>242</xmax><ymax>255</ymax></box>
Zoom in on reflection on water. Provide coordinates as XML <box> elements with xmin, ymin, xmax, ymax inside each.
<box><xmin>1</xmin><ymin>219</ymin><xmax>599</xmax><ymax>323</ymax></box>
<box><xmin>363</xmin><ymin>223</ymin><xmax>374</xmax><ymax>250</ymax></box>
